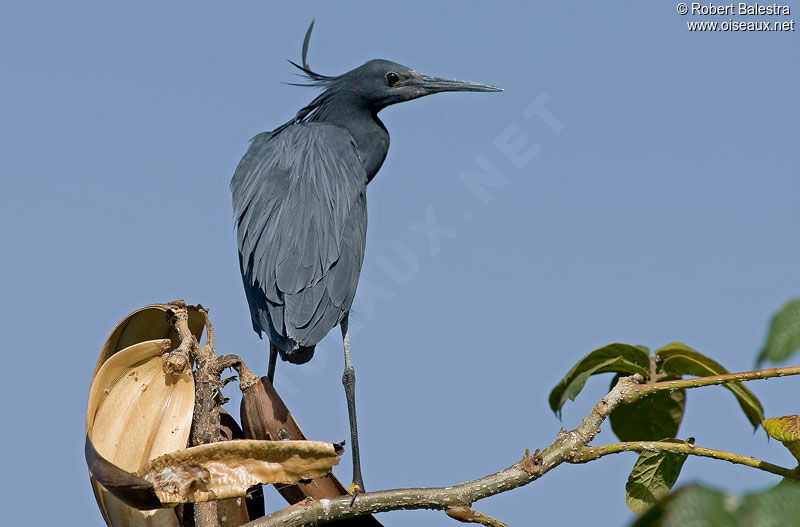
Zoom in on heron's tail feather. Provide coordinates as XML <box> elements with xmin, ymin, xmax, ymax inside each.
<box><xmin>280</xmin><ymin>344</ymin><xmax>315</xmax><ymax>365</ymax></box>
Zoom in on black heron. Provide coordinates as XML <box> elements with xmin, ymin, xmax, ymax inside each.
<box><xmin>231</xmin><ymin>22</ymin><xmax>501</xmax><ymax>494</ymax></box>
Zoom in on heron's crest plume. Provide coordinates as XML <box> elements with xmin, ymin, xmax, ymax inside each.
<box><xmin>271</xmin><ymin>21</ymin><xmax>343</xmax><ymax>136</ymax></box>
<box><xmin>286</xmin><ymin>20</ymin><xmax>337</xmax><ymax>87</ymax></box>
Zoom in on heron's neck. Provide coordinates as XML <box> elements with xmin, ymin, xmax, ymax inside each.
<box><xmin>315</xmin><ymin>98</ymin><xmax>390</xmax><ymax>181</ymax></box>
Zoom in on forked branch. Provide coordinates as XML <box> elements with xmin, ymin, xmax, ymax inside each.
<box><xmin>243</xmin><ymin>375</ymin><xmax>644</xmax><ymax>527</ymax></box>
<box><xmin>244</xmin><ymin>363</ymin><xmax>800</xmax><ymax>527</ymax></box>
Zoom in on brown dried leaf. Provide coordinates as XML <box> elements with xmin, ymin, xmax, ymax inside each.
<box><xmin>87</xmin><ymin>339</ymin><xmax>195</xmax><ymax>471</ymax></box>
<box><xmin>240</xmin><ymin>376</ymin><xmax>351</xmax><ymax>499</ymax></box>
<box><xmin>93</xmin><ymin>303</ymin><xmax>205</xmax><ymax>378</ymax></box>
<box><xmin>87</xmin><ymin>302</ymin><xmax>203</xmax><ymax>526</ymax></box>
<box><xmin>240</xmin><ymin>377</ymin><xmax>383</xmax><ymax>525</ymax></box>
<box><xmin>138</xmin><ymin>439</ymin><xmax>342</xmax><ymax>504</ymax></box>
<box><xmin>87</xmin><ymin>339</ymin><xmax>195</xmax><ymax>526</ymax></box>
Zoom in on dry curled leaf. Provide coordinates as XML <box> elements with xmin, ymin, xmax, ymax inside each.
<box><xmin>93</xmin><ymin>303</ymin><xmax>206</xmax><ymax>378</ymax></box>
<box><xmin>240</xmin><ymin>376</ymin><xmax>383</xmax><ymax>526</ymax></box>
<box><xmin>139</xmin><ymin>439</ymin><xmax>343</xmax><ymax>504</ymax></box>
<box><xmin>87</xmin><ymin>339</ymin><xmax>196</xmax><ymax>471</ymax></box>
<box><xmin>86</xmin><ymin>303</ymin><xmax>343</xmax><ymax>527</ymax></box>
<box><xmin>87</xmin><ymin>338</ymin><xmax>195</xmax><ymax>526</ymax></box>
<box><xmin>240</xmin><ymin>376</ymin><xmax>354</xmax><ymax>500</ymax></box>
<box><xmin>87</xmin><ymin>303</ymin><xmax>204</xmax><ymax>527</ymax></box>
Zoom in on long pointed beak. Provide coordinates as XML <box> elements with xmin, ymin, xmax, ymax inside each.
<box><xmin>416</xmin><ymin>74</ymin><xmax>503</xmax><ymax>94</ymax></box>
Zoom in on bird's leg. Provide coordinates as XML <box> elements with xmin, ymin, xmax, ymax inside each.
<box><xmin>340</xmin><ymin>314</ymin><xmax>365</xmax><ymax>499</ymax></box>
<box><xmin>267</xmin><ymin>343</ymin><xmax>278</xmax><ymax>383</ymax></box>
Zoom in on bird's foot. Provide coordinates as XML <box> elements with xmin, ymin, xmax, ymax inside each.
<box><xmin>347</xmin><ymin>482</ymin><xmax>363</xmax><ymax>506</ymax></box>
<box><xmin>347</xmin><ymin>482</ymin><xmax>362</xmax><ymax>495</ymax></box>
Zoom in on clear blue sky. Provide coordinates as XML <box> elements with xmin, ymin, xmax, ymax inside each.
<box><xmin>1</xmin><ymin>1</ymin><xmax>798</xmax><ymax>525</ymax></box>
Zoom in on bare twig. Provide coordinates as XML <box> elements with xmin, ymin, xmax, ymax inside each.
<box><xmin>169</xmin><ymin>304</ymin><xmax>221</xmax><ymax>527</ymax></box>
<box><xmin>633</xmin><ymin>365</ymin><xmax>800</xmax><ymax>398</ymax></box>
<box><xmin>217</xmin><ymin>354</ymin><xmax>260</xmax><ymax>391</ymax></box>
<box><xmin>169</xmin><ymin>304</ymin><xmax>259</xmax><ymax>527</ymax></box>
<box><xmin>446</xmin><ymin>505</ymin><xmax>509</xmax><ymax>527</ymax></box>
<box><xmin>648</xmin><ymin>355</ymin><xmax>658</xmax><ymax>384</ymax></box>
<box><xmin>164</xmin><ymin>301</ymin><xmax>196</xmax><ymax>376</ymax></box>
<box><xmin>571</xmin><ymin>441</ymin><xmax>799</xmax><ymax>479</ymax></box>
<box><xmin>194</xmin><ymin>305</ymin><xmax>217</xmax><ymax>365</ymax></box>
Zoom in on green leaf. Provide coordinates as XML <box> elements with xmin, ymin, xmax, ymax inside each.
<box><xmin>762</xmin><ymin>415</ymin><xmax>800</xmax><ymax>462</ymax></box>
<box><xmin>737</xmin><ymin>481</ymin><xmax>800</xmax><ymax>527</ymax></box>
<box><xmin>548</xmin><ymin>343</ymin><xmax>650</xmax><ymax>416</ymax></box>
<box><xmin>762</xmin><ymin>415</ymin><xmax>800</xmax><ymax>443</ymax></box>
<box><xmin>625</xmin><ymin>439</ymin><xmax>692</xmax><ymax>515</ymax></box>
<box><xmin>632</xmin><ymin>484</ymin><xmax>733</xmax><ymax>526</ymax></box>
<box><xmin>655</xmin><ymin>342</ymin><xmax>764</xmax><ymax>428</ymax></box>
<box><xmin>633</xmin><ymin>482</ymin><xmax>800</xmax><ymax>527</ymax></box>
<box><xmin>774</xmin><ymin>478</ymin><xmax>800</xmax><ymax>490</ymax></box>
<box><xmin>609</xmin><ymin>374</ymin><xmax>686</xmax><ymax>441</ymax></box>
<box><xmin>757</xmin><ymin>299</ymin><xmax>800</xmax><ymax>365</ymax></box>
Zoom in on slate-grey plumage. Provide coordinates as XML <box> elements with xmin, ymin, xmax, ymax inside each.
<box><xmin>231</xmin><ymin>22</ymin><xmax>501</xmax><ymax>495</ymax></box>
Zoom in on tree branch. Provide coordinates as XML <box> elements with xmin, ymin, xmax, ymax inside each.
<box><xmin>156</xmin><ymin>301</ymin><xmax>800</xmax><ymax>526</ymax></box>
<box><xmin>241</xmin><ymin>374</ymin><xmax>645</xmax><ymax>527</ymax></box>
<box><xmin>241</xmin><ymin>362</ymin><xmax>800</xmax><ymax>527</ymax></box>
<box><xmin>169</xmin><ymin>304</ymin><xmax>259</xmax><ymax>527</ymax></box>
<box><xmin>633</xmin><ymin>365</ymin><xmax>800</xmax><ymax>397</ymax></box>
<box><xmin>571</xmin><ymin>441</ymin><xmax>799</xmax><ymax>479</ymax></box>
<box><xmin>169</xmin><ymin>305</ymin><xmax>221</xmax><ymax>527</ymax></box>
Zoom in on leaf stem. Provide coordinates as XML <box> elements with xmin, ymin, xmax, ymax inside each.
<box><xmin>469</xmin><ymin>511</ymin><xmax>509</xmax><ymax>527</ymax></box>
<box><xmin>572</xmin><ymin>441</ymin><xmax>799</xmax><ymax>479</ymax></box>
<box><xmin>446</xmin><ymin>505</ymin><xmax>510</xmax><ymax>527</ymax></box>
<box><xmin>648</xmin><ymin>355</ymin><xmax>658</xmax><ymax>384</ymax></box>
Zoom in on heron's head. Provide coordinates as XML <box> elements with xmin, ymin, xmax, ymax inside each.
<box><xmin>334</xmin><ymin>59</ymin><xmax>502</xmax><ymax>111</ymax></box>
<box><xmin>288</xmin><ymin>22</ymin><xmax>501</xmax><ymax>114</ymax></box>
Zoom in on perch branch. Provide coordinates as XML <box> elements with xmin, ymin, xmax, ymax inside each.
<box><xmin>158</xmin><ymin>303</ymin><xmax>800</xmax><ymax>526</ymax></box>
<box><xmin>571</xmin><ymin>441</ymin><xmax>799</xmax><ymax>479</ymax></box>
<box><xmin>241</xmin><ymin>375</ymin><xmax>645</xmax><ymax>527</ymax></box>
<box><xmin>244</xmin><ymin>362</ymin><xmax>800</xmax><ymax>527</ymax></box>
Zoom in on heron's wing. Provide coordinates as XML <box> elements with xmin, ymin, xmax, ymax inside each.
<box><xmin>232</xmin><ymin>123</ymin><xmax>367</xmax><ymax>350</ymax></box>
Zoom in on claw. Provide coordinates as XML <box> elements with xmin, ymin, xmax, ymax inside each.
<box><xmin>348</xmin><ymin>483</ymin><xmax>362</xmax><ymax>506</ymax></box>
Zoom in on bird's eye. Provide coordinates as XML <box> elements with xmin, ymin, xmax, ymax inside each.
<box><xmin>385</xmin><ymin>72</ymin><xmax>400</xmax><ymax>86</ymax></box>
